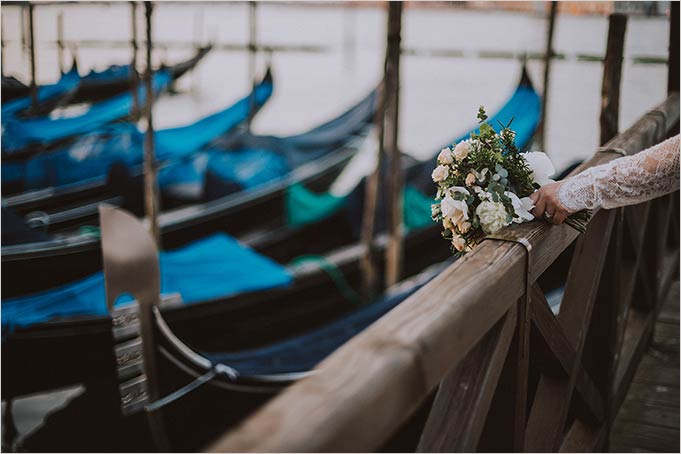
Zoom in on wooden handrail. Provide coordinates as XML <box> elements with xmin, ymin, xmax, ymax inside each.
<box><xmin>207</xmin><ymin>94</ymin><xmax>679</xmax><ymax>453</ymax></box>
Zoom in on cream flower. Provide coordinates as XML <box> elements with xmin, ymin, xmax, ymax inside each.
<box><xmin>465</xmin><ymin>172</ymin><xmax>476</xmax><ymax>187</ymax></box>
<box><xmin>451</xmin><ymin>235</ymin><xmax>466</xmax><ymax>252</ymax></box>
<box><xmin>453</xmin><ymin>139</ymin><xmax>473</xmax><ymax>161</ymax></box>
<box><xmin>505</xmin><ymin>191</ymin><xmax>535</xmax><ymax>223</ymax></box>
<box><xmin>437</xmin><ymin>147</ymin><xmax>454</xmax><ymax>165</ymax></box>
<box><xmin>523</xmin><ymin>151</ymin><xmax>556</xmax><ymax>186</ymax></box>
<box><xmin>476</xmin><ymin>200</ymin><xmax>510</xmax><ymax>234</ymax></box>
<box><xmin>441</xmin><ymin>194</ymin><xmax>469</xmax><ymax>226</ymax></box>
<box><xmin>431</xmin><ymin>165</ymin><xmax>449</xmax><ymax>183</ymax></box>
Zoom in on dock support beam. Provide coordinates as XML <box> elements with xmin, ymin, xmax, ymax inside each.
<box><xmin>131</xmin><ymin>1</ymin><xmax>140</xmax><ymax>120</ymax></box>
<box><xmin>28</xmin><ymin>2</ymin><xmax>38</xmax><ymax>110</ymax></box>
<box><xmin>669</xmin><ymin>1</ymin><xmax>679</xmax><ymax>94</ymax></box>
<box><xmin>600</xmin><ymin>14</ymin><xmax>627</xmax><ymax>145</ymax></box>
<box><xmin>384</xmin><ymin>1</ymin><xmax>404</xmax><ymax>288</ymax></box>
<box><xmin>143</xmin><ymin>1</ymin><xmax>160</xmax><ymax>247</ymax></box>
<box><xmin>537</xmin><ymin>1</ymin><xmax>557</xmax><ymax>152</ymax></box>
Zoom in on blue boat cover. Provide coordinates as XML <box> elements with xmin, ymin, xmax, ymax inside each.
<box><xmin>1</xmin><ymin>233</ymin><xmax>292</xmax><ymax>332</ymax></box>
<box><xmin>1</xmin><ymin>65</ymin><xmax>80</xmax><ymax>118</ymax></box>
<box><xmin>203</xmin><ymin>270</ymin><xmax>433</xmax><ymax>375</ymax></box>
<box><xmin>193</xmin><ymin>88</ymin><xmax>376</xmax><ymax>201</ymax></box>
<box><xmin>3</xmin><ymin>75</ymin><xmax>274</xmax><ymax>191</ymax></box>
<box><xmin>1</xmin><ymin>70</ymin><xmax>171</xmax><ymax>153</ymax></box>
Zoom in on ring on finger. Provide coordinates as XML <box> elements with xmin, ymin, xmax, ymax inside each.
<box><xmin>544</xmin><ymin>212</ymin><xmax>554</xmax><ymax>221</ymax></box>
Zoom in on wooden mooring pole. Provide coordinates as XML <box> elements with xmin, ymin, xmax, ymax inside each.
<box><xmin>247</xmin><ymin>0</ymin><xmax>257</xmax><ymax>128</ymax></box>
<box><xmin>57</xmin><ymin>12</ymin><xmax>64</xmax><ymax>74</ymax></box>
<box><xmin>669</xmin><ymin>1</ymin><xmax>679</xmax><ymax>94</ymax></box>
<box><xmin>143</xmin><ymin>1</ymin><xmax>160</xmax><ymax>246</ymax></box>
<box><xmin>600</xmin><ymin>14</ymin><xmax>627</xmax><ymax>145</ymax></box>
<box><xmin>384</xmin><ymin>1</ymin><xmax>403</xmax><ymax>288</ymax></box>
<box><xmin>28</xmin><ymin>2</ymin><xmax>38</xmax><ymax>110</ymax></box>
<box><xmin>536</xmin><ymin>1</ymin><xmax>557</xmax><ymax>152</ymax></box>
<box><xmin>131</xmin><ymin>1</ymin><xmax>140</xmax><ymax>120</ymax></box>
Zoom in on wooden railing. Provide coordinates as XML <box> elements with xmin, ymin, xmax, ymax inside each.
<box><xmin>207</xmin><ymin>94</ymin><xmax>679</xmax><ymax>453</ymax></box>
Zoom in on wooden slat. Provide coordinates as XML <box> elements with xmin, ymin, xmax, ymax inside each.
<box><xmin>530</xmin><ymin>285</ymin><xmax>605</xmax><ymax>421</ymax></box>
<box><xmin>611</xmin><ymin>421</ymin><xmax>680</xmax><ymax>453</ymax></box>
<box><xmin>416</xmin><ymin>307</ymin><xmax>516</xmax><ymax>452</ymax></box>
<box><xmin>560</xmin><ymin>418</ymin><xmax>606</xmax><ymax>452</ymax></box>
<box><xmin>525</xmin><ymin>210</ymin><xmax>615</xmax><ymax>451</ymax></box>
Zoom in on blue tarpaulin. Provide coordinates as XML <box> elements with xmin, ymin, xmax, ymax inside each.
<box><xmin>3</xmin><ymin>75</ymin><xmax>274</xmax><ymax>191</ymax></box>
<box><xmin>1</xmin><ymin>70</ymin><xmax>171</xmax><ymax>153</ymax></box>
<box><xmin>2</xmin><ymin>233</ymin><xmax>292</xmax><ymax>332</ymax></box>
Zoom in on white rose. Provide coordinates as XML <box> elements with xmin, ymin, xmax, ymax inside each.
<box><xmin>437</xmin><ymin>147</ymin><xmax>454</xmax><ymax>165</ymax></box>
<box><xmin>457</xmin><ymin>220</ymin><xmax>472</xmax><ymax>233</ymax></box>
<box><xmin>431</xmin><ymin>165</ymin><xmax>449</xmax><ymax>183</ymax></box>
<box><xmin>476</xmin><ymin>200</ymin><xmax>511</xmax><ymax>234</ymax></box>
<box><xmin>523</xmin><ymin>151</ymin><xmax>556</xmax><ymax>186</ymax></box>
<box><xmin>505</xmin><ymin>191</ymin><xmax>535</xmax><ymax>223</ymax></box>
<box><xmin>431</xmin><ymin>203</ymin><xmax>441</xmax><ymax>219</ymax></box>
<box><xmin>441</xmin><ymin>194</ymin><xmax>469</xmax><ymax>226</ymax></box>
<box><xmin>451</xmin><ymin>235</ymin><xmax>466</xmax><ymax>252</ymax></box>
<box><xmin>453</xmin><ymin>139</ymin><xmax>473</xmax><ymax>161</ymax></box>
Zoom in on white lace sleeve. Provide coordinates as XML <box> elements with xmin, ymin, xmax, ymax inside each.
<box><xmin>557</xmin><ymin>134</ymin><xmax>680</xmax><ymax>212</ymax></box>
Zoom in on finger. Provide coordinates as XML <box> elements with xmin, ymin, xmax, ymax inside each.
<box><xmin>552</xmin><ymin>211</ymin><xmax>568</xmax><ymax>225</ymax></box>
<box><xmin>532</xmin><ymin>195</ymin><xmax>546</xmax><ymax>218</ymax></box>
<box><xmin>529</xmin><ymin>191</ymin><xmax>540</xmax><ymax>204</ymax></box>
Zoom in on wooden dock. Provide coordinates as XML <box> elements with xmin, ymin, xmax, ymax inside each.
<box><xmin>610</xmin><ymin>279</ymin><xmax>680</xmax><ymax>453</ymax></box>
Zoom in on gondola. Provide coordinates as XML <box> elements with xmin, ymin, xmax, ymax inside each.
<box><xmin>70</xmin><ymin>44</ymin><xmax>213</xmax><ymax>104</ymax></box>
<box><xmin>2</xmin><ymin>66</ymin><xmax>542</xmax><ymax>403</ymax></box>
<box><xmin>1</xmin><ymin>70</ymin><xmax>172</xmax><ymax>163</ymax></box>
<box><xmin>1</xmin><ymin>69</ymin><xmax>274</xmax><ymax>199</ymax></box>
<box><xmin>0</xmin><ymin>45</ymin><xmax>212</xmax><ymax>105</ymax></box>
<box><xmin>1</xmin><ymin>61</ymin><xmax>80</xmax><ymax>119</ymax></box>
<box><xmin>1</xmin><ymin>85</ymin><xmax>379</xmax><ymax>297</ymax></box>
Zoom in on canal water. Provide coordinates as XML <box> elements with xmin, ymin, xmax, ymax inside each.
<box><xmin>0</xmin><ymin>2</ymin><xmax>671</xmax><ymax>450</ymax></box>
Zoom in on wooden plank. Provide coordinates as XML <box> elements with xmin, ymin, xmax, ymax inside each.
<box><xmin>669</xmin><ymin>1</ymin><xmax>679</xmax><ymax>94</ymax></box>
<box><xmin>416</xmin><ymin>308</ymin><xmax>516</xmax><ymax>452</ymax></box>
<box><xmin>560</xmin><ymin>418</ymin><xmax>606</xmax><ymax>452</ymax></box>
<box><xmin>623</xmin><ymin>381</ymin><xmax>679</xmax><ymax>409</ymax></box>
<box><xmin>611</xmin><ymin>421</ymin><xmax>680</xmax><ymax>453</ymax></box>
<box><xmin>530</xmin><ymin>285</ymin><xmax>605</xmax><ymax>421</ymax></box>
<box><xmin>525</xmin><ymin>210</ymin><xmax>615</xmax><ymax>451</ymax></box>
<box><xmin>653</xmin><ymin>320</ymin><xmax>680</xmax><ymax>351</ymax></box>
<box><xmin>632</xmin><ymin>355</ymin><xmax>679</xmax><ymax>387</ymax></box>
<box><xmin>600</xmin><ymin>13</ymin><xmax>627</xmax><ymax>144</ymax></box>
<box><xmin>617</xmin><ymin>399</ymin><xmax>680</xmax><ymax>430</ymax></box>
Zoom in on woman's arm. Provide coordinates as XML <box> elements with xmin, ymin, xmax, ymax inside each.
<box><xmin>530</xmin><ymin>134</ymin><xmax>680</xmax><ymax>224</ymax></box>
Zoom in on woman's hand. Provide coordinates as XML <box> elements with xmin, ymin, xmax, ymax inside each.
<box><xmin>529</xmin><ymin>181</ymin><xmax>573</xmax><ymax>225</ymax></box>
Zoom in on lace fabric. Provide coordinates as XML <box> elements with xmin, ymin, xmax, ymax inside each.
<box><xmin>557</xmin><ymin>134</ymin><xmax>680</xmax><ymax>212</ymax></box>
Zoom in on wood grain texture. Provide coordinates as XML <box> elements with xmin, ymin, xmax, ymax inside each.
<box><xmin>600</xmin><ymin>13</ymin><xmax>627</xmax><ymax>145</ymax></box>
<box><xmin>416</xmin><ymin>307</ymin><xmax>516</xmax><ymax>452</ymax></box>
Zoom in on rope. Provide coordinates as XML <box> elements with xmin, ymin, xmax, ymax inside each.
<box><xmin>290</xmin><ymin>254</ymin><xmax>364</xmax><ymax>306</ymax></box>
<box><xmin>145</xmin><ymin>369</ymin><xmax>217</xmax><ymax>413</ymax></box>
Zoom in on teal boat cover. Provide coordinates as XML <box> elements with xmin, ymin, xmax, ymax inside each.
<box><xmin>1</xmin><ymin>233</ymin><xmax>292</xmax><ymax>332</ymax></box>
<box><xmin>1</xmin><ymin>70</ymin><xmax>171</xmax><ymax>153</ymax></box>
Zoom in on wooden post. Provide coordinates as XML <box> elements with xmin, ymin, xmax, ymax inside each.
<box><xmin>57</xmin><ymin>12</ymin><xmax>64</xmax><ymax>74</ymax></box>
<box><xmin>669</xmin><ymin>1</ymin><xmax>679</xmax><ymax>94</ymax></box>
<box><xmin>247</xmin><ymin>1</ymin><xmax>257</xmax><ymax>128</ymax></box>
<box><xmin>28</xmin><ymin>2</ymin><xmax>38</xmax><ymax>110</ymax></box>
<box><xmin>131</xmin><ymin>1</ymin><xmax>140</xmax><ymax>120</ymax></box>
<box><xmin>600</xmin><ymin>14</ymin><xmax>627</xmax><ymax>145</ymax></box>
<box><xmin>536</xmin><ymin>1</ymin><xmax>557</xmax><ymax>152</ymax></box>
<box><xmin>384</xmin><ymin>1</ymin><xmax>403</xmax><ymax>288</ymax></box>
<box><xmin>144</xmin><ymin>1</ymin><xmax>160</xmax><ymax>246</ymax></box>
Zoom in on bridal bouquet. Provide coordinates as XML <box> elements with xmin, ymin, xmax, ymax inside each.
<box><xmin>431</xmin><ymin>107</ymin><xmax>588</xmax><ymax>255</ymax></box>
